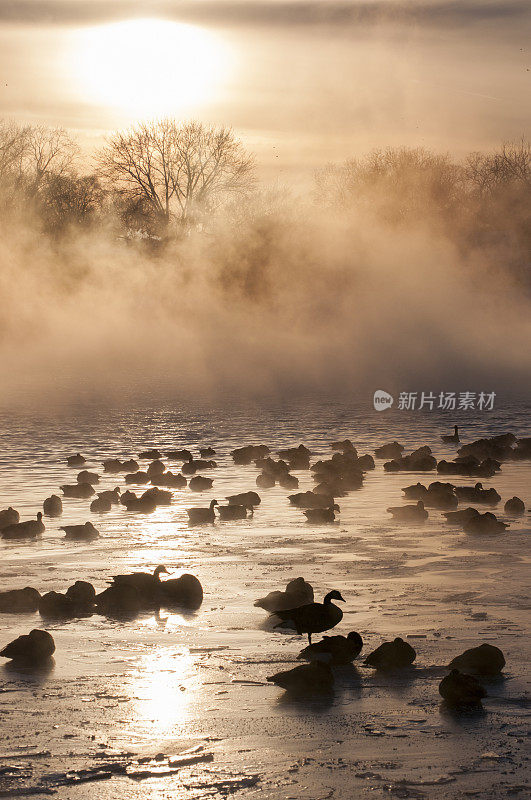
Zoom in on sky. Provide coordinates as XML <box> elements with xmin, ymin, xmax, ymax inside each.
<box><xmin>0</xmin><ymin>0</ymin><xmax>529</xmax><ymax>178</ymax></box>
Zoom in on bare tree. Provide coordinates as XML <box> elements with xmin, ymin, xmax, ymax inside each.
<box><xmin>97</xmin><ymin>119</ymin><xmax>254</xmax><ymax>229</ymax></box>
<box><xmin>465</xmin><ymin>139</ymin><xmax>530</xmax><ymax>196</ymax></box>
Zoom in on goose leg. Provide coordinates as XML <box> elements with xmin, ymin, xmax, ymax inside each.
<box><xmin>308</xmin><ymin>633</ymin><xmax>312</xmax><ymax>645</ymax></box>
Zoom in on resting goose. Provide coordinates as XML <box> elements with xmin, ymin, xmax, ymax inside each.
<box><xmin>375</xmin><ymin>442</ymin><xmax>404</xmax><ymax>460</ymax></box>
<box><xmin>139</xmin><ymin>449</ymin><xmax>162</xmax><ymax>459</ymax></box>
<box><xmin>217</xmin><ymin>504</ymin><xmax>253</xmax><ymax>521</ymax></box>
<box><xmin>39</xmin><ymin>584</ymin><xmax>96</xmax><ymax>618</ymax></box>
<box><xmin>166</xmin><ymin>449</ymin><xmax>193</xmax><ymax>461</ymax></box>
<box><xmin>463</xmin><ymin>511</ymin><xmax>508</xmax><ymax>534</ymax></box>
<box><xmin>187</xmin><ymin>499</ymin><xmax>218</xmax><ymax>524</ymax></box>
<box><xmin>90</xmin><ymin>496</ymin><xmax>111</xmax><ymax>512</ymax></box>
<box><xmin>227</xmin><ymin>491</ymin><xmax>261</xmax><ymax>507</ymax></box>
<box><xmin>439</xmin><ymin>669</ymin><xmax>486</xmax><ymax>706</ymax></box>
<box><xmin>147</xmin><ymin>459</ymin><xmax>165</xmax><ymax>477</ymax></box>
<box><xmin>455</xmin><ymin>483</ymin><xmax>500</xmax><ymax>504</ymax></box>
<box><xmin>1</xmin><ymin>513</ymin><xmax>45</xmax><ymax>540</ymax></box>
<box><xmin>109</xmin><ymin>565</ymin><xmax>169</xmax><ymax>606</ymax></box>
<box><xmin>256</xmin><ymin>472</ymin><xmax>275</xmax><ymax>488</ymax></box>
<box><xmin>364</xmin><ymin>637</ymin><xmax>416</xmax><ymax>670</ymax></box>
<box><xmin>76</xmin><ymin>470</ymin><xmax>100</xmax><ymax>485</ymax></box>
<box><xmin>298</xmin><ymin>631</ymin><xmax>363</xmax><ymax>665</ymax></box>
<box><xmin>387</xmin><ymin>500</ymin><xmax>428</xmax><ymax>522</ymax></box>
<box><xmin>303</xmin><ymin>505</ymin><xmax>339</xmax><ymax>523</ymax></box>
<box><xmin>61</xmin><ymin>521</ymin><xmax>99</xmax><ymax>541</ymax></box>
<box><xmin>449</xmin><ymin>643</ymin><xmax>505</xmax><ymax>675</ymax></box>
<box><xmin>443</xmin><ymin>507</ymin><xmax>479</xmax><ymax>525</ymax></box>
<box><xmin>67</xmin><ymin>453</ymin><xmax>85</xmax><ymax>467</ymax></box>
<box><xmin>120</xmin><ymin>491</ymin><xmax>156</xmax><ymax>513</ymax></box>
<box><xmin>267</xmin><ymin>661</ymin><xmax>334</xmax><ymax>695</ymax></box>
<box><xmin>278</xmin><ymin>473</ymin><xmax>299</xmax><ymax>490</ymax></box>
<box><xmin>43</xmin><ymin>495</ymin><xmax>62</xmax><ymax>517</ymax></box>
<box><xmin>0</xmin><ymin>629</ymin><xmax>55</xmax><ymax>664</ymax></box>
<box><xmin>442</xmin><ymin>426</ymin><xmax>460</xmax><ymax>444</ymax></box>
<box><xmin>189</xmin><ymin>476</ymin><xmax>213</xmax><ymax>491</ymax></box>
<box><xmin>254</xmin><ymin>577</ymin><xmax>314</xmax><ymax>612</ymax></box>
<box><xmin>288</xmin><ymin>491</ymin><xmax>335</xmax><ymax>509</ymax></box>
<box><xmin>200</xmin><ymin>447</ymin><xmax>216</xmax><ymax>457</ymax></box>
<box><xmin>96</xmin><ymin>488</ymin><xmax>121</xmax><ymax>505</ymax></box>
<box><xmin>60</xmin><ymin>483</ymin><xmax>95</xmax><ymax>499</ymax></box>
<box><xmin>504</xmin><ymin>496</ymin><xmax>525</xmax><ymax>515</ymax></box>
<box><xmin>158</xmin><ymin>573</ymin><xmax>204</xmax><ymax>609</ymax></box>
<box><xmin>273</xmin><ymin>590</ymin><xmax>345</xmax><ymax>644</ymax></box>
<box><xmin>0</xmin><ymin>507</ymin><xmax>19</xmax><ymax>530</ymax></box>
<box><xmin>0</xmin><ymin>587</ymin><xmax>41</xmax><ymax>613</ymax></box>
<box><xmin>150</xmin><ymin>471</ymin><xmax>187</xmax><ymax>489</ymax></box>
<box><xmin>125</xmin><ymin>471</ymin><xmax>150</xmax><ymax>484</ymax></box>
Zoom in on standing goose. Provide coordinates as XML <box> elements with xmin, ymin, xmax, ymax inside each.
<box><xmin>187</xmin><ymin>499</ymin><xmax>218</xmax><ymax>524</ymax></box>
<box><xmin>273</xmin><ymin>590</ymin><xmax>345</xmax><ymax>644</ymax></box>
<box><xmin>442</xmin><ymin>426</ymin><xmax>460</xmax><ymax>444</ymax></box>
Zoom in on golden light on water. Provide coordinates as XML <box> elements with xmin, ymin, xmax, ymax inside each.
<box><xmin>71</xmin><ymin>18</ymin><xmax>231</xmax><ymax>117</ymax></box>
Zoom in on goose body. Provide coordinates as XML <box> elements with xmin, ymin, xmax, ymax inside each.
<box><xmin>61</xmin><ymin>521</ymin><xmax>99</xmax><ymax>540</ymax></box>
<box><xmin>43</xmin><ymin>495</ymin><xmax>62</xmax><ymax>517</ymax></box>
<box><xmin>254</xmin><ymin>577</ymin><xmax>314</xmax><ymax>613</ymax></box>
<box><xmin>227</xmin><ymin>491</ymin><xmax>261</xmax><ymax>507</ymax></box>
<box><xmin>150</xmin><ymin>471</ymin><xmax>187</xmax><ymax>488</ymax></box>
<box><xmin>387</xmin><ymin>500</ymin><xmax>428</xmax><ymax>522</ymax></box>
<box><xmin>189</xmin><ymin>476</ymin><xmax>214</xmax><ymax>491</ymax></box>
<box><xmin>278</xmin><ymin>473</ymin><xmax>299</xmax><ymax>489</ymax></box>
<box><xmin>103</xmin><ymin>458</ymin><xmax>139</xmax><ymax>473</ymax></box>
<box><xmin>449</xmin><ymin>643</ymin><xmax>505</xmax><ymax>675</ymax></box>
<box><xmin>166</xmin><ymin>449</ymin><xmax>193</xmax><ymax>461</ymax></box>
<box><xmin>187</xmin><ymin>499</ymin><xmax>218</xmax><ymax>524</ymax></box>
<box><xmin>364</xmin><ymin>637</ymin><xmax>416</xmax><ymax>670</ymax></box>
<box><xmin>0</xmin><ymin>507</ymin><xmax>20</xmax><ymax>530</ymax></box>
<box><xmin>60</xmin><ymin>483</ymin><xmax>95</xmax><ymax>499</ymax></box>
<box><xmin>256</xmin><ymin>472</ymin><xmax>275</xmax><ymax>488</ymax></box>
<box><xmin>200</xmin><ymin>447</ymin><xmax>216</xmax><ymax>457</ymax></box>
<box><xmin>158</xmin><ymin>573</ymin><xmax>204</xmax><ymax>609</ymax></box>
<box><xmin>439</xmin><ymin>669</ymin><xmax>486</xmax><ymax>706</ymax></box>
<box><xmin>2</xmin><ymin>513</ymin><xmax>44</xmax><ymax>539</ymax></box>
<box><xmin>298</xmin><ymin>631</ymin><xmax>363</xmax><ymax>665</ymax></box>
<box><xmin>139</xmin><ymin>449</ymin><xmax>162</xmax><ymax>459</ymax></box>
<box><xmin>504</xmin><ymin>496</ymin><xmax>525</xmax><ymax>515</ymax></box>
<box><xmin>267</xmin><ymin>661</ymin><xmax>334</xmax><ymax>694</ymax></box>
<box><xmin>0</xmin><ymin>587</ymin><xmax>40</xmax><ymax>613</ymax></box>
<box><xmin>182</xmin><ymin>459</ymin><xmax>216</xmax><ymax>476</ymax></box>
<box><xmin>90</xmin><ymin>496</ymin><xmax>112</xmax><ymax>512</ymax></box>
<box><xmin>288</xmin><ymin>491</ymin><xmax>335</xmax><ymax>509</ymax></box>
<box><xmin>303</xmin><ymin>505</ymin><xmax>339</xmax><ymax>523</ymax></box>
<box><xmin>110</xmin><ymin>565</ymin><xmax>169</xmax><ymax>604</ymax></box>
<box><xmin>96</xmin><ymin>488</ymin><xmax>121</xmax><ymax>505</ymax></box>
<box><xmin>273</xmin><ymin>590</ymin><xmax>345</xmax><ymax>644</ymax></box>
<box><xmin>0</xmin><ymin>629</ymin><xmax>55</xmax><ymax>664</ymax></box>
<box><xmin>67</xmin><ymin>453</ymin><xmax>85</xmax><ymax>467</ymax></box>
<box><xmin>442</xmin><ymin>425</ymin><xmax>460</xmax><ymax>444</ymax></box>
<box><xmin>463</xmin><ymin>511</ymin><xmax>508</xmax><ymax>534</ymax></box>
<box><xmin>375</xmin><ymin>442</ymin><xmax>404</xmax><ymax>460</ymax></box>
<box><xmin>120</xmin><ymin>491</ymin><xmax>156</xmax><ymax>513</ymax></box>
<box><xmin>147</xmin><ymin>459</ymin><xmax>165</xmax><ymax>477</ymax></box>
<box><xmin>455</xmin><ymin>483</ymin><xmax>500</xmax><ymax>504</ymax></box>
<box><xmin>443</xmin><ymin>507</ymin><xmax>479</xmax><ymax>525</ymax></box>
<box><xmin>77</xmin><ymin>470</ymin><xmax>100</xmax><ymax>485</ymax></box>
<box><xmin>125</xmin><ymin>471</ymin><xmax>150</xmax><ymax>484</ymax></box>
<box><xmin>217</xmin><ymin>504</ymin><xmax>252</xmax><ymax>521</ymax></box>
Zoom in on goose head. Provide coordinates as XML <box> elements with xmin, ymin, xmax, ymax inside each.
<box><xmin>416</xmin><ymin>501</ymin><xmax>425</xmax><ymax>510</ymax></box>
<box><xmin>153</xmin><ymin>565</ymin><xmax>169</xmax><ymax>579</ymax></box>
<box><xmin>324</xmin><ymin>589</ymin><xmax>345</xmax><ymax>604</ymax></box>
<box><xmin>37</xmin><ymin>512</ymin><xmax>43</xmax><ymax>521</ymax></box>
<box><xmin>209</xmin><ymin>499</ymin><xmax>218</xmax><ymax>510</ymax></box>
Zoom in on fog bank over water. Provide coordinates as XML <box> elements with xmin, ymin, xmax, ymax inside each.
<box><xmin>1</xmin><ymin>200</ymin><xmax>530</xmax><ymax>410</ymax></box>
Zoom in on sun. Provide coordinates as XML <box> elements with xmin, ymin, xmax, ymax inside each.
<box><xmin>71</xmin><ymin>18</ymin><xmax>231</xmax><ymax>117</ymax></box>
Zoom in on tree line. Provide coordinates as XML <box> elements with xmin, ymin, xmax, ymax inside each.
<box><xmin>0</xmin><ymin>117</ymin><xmax>529</xmax><ymax>268</ymax></box>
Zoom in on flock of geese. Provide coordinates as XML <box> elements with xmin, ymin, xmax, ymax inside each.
<box><xmin>0</xmin><ymin>427</ymin><xmax>528</xmax><ymax>707</ymax></box>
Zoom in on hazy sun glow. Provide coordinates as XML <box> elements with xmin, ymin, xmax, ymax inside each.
<box><xmin>72</xmin><ymin>18</ymin><xmax>231</xmax><ymax>117</ymax></box>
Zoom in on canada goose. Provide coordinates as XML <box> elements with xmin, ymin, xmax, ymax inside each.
<box><xmin>96</xmin><ymin>584</ymin><xmax>143</xmax><ymax>618</ymax></box>
<box><xmin>384</xmin><ymin>446</ymin><xmax>437</xmax><ymax>472</ymax></box>
<box><xmin>147</xmin><ymin>459</ymin><xmax>165</xmax><ymax>477</ymax></box>
<box><xmin>61</xmin><ymin>521</ymin><xmax>99</xmax><ymax>541</ymax></box>
<box><xmin>0</xmin><ymin>587</ymin><xmax>40</xmax><ymax>613</ymax></box>
<box><xmin>443</xmin><ymin>507</ymin><xmax>480</xmax><ymax>525</ymax></box>
<box><xmin>39</xmin><ymin>586</ymin><xmax>95</xmax><ymax>618</ymax></box>
<box><xmin>439</xmin><ymin>669</ymin><xmax>486</xmax><ymax>706</ymax></box>
<box><xmin>110</xmin><ymin>565</ymin><xmax>169</xmax><ymax>605</ymax></box>
<box><xmin>217</xmin><ymin>504</ymin><xmax>252</xmax><ymax>521</ymax></box>
<box><xmin>182</xmin><ymin>459</ymin><xmax>216</xmax><ymax>476</ymax></box>
<box><xmin>364</xmin><ymin>637</ymin><xmax>416</xmax><ymax>670</ymax></box>
<box><xmin>402</xmin><ymin>483</ymin><xmax>428</xmax><ymax>500</ymax></box>
<box><xmin>288</xmin><ymin>491</ymin><xmax>335</xmax><ymax>509</ymax></box>
<box><xmin>387</xmin><ymin>500</ymin><xmax>428</xmax><ymax>522</ymax></box>
<box><xmin>96</xmin><ymin>488</ymin><xmax>121</xmax><ymax>505</ymax></box>
<box><xmin>0</xmin><ymin>629</ymin><xmax>55</xmax><ymax>664</ymax></box>
<box><xmin>463</xmin><ymin>511</ymin><xmax>508</xmax><ymax>534</ymax></box>
<box><xmin>141</xmin><ymin>487</ymin><xmax>172</xmax><ymax>505</ymax></box>
<box><xmin>66</xmin><ymin>581</ymin><xmax>96</xmax><ymax>609</ymax></box>
<box><xmin>267</xmin><ymin>661</ymin><xmax>334</xmax><ymax>694</ymax></box>
<box><xmin>442</xmin><ymin>426</ymin><xmax>460</xmax><ymax>444</ymax></box>
<box><xmin>60</xmin><ymin>483</ymin><xmax>95</xmax><ymax>499</ymax></box>
<box><xmin>189</xmin><ymin>476</ymin><xmax>213</xmax><ymax>491</ymax></box>
<box><xmin>455</xmin><ymin>483</ymin><xmax>500</xmax><ymax>504</ymax></box>
<box><xmin>76</xmin><ymin>470</ymin><xmax>100</xmax><ymax>485</ymax></box>
<box><xmin>102</xmin><ymin>458</ymin><xmax>139</xmax><ymax>474</ymax></box>
<box><xmin>313</xmin><ymin>479</ymin><xmax>346</xmax><ymax>497</ymax></box>
<box><xmin>458</xmin><ymin>433</ymin><xmax>516</xmax><ymax>463</ymax></box>
<box><xmin>1</xmin><ymin>513</ymin><xmax>45</xmax><ymax>540</ymax></box>
<box><xmin>504</xmin><ymin>496</ymin><xmax>525</xmax><ymax>515</ymax></box>
<box><xmin>120</xmin><ymin>491</ymin><xmax>156</xmax><ymax>513</ymax></box>
<box><xmin>150</xmin><ymin>471</ymin><xmax>187</xmax><ymax>489</ymax></box>
<box><xmin>273</xmin><ymin>590</ymin><xmax>345</xmax><ymax>644</ymax></box>
<box><xmin>165</xmin><ymin>449</ymin><xmax>193</xmax><ymax>461</ymax></box>
<box><xmin>125</xmin><ymin>471</ymin><xmax>150</xmax><ymax>484</ymax></box>
<box><xmin>90</xmin><ymin>496</ymin><xmax>111</xmax><ymax>512</ymax></box>
<box><xmin>278</xmin><ymin>473</ymin><xmax>299</xmax><ymax>489</ymax></box>
<box><xmin>254</xmin><ymin>577</ymin><xmax>314</xmax><ymax>613</ymax></box>
<box><xmin>187</xmin><ymin>499</ymin><xmax>218</xmax><ymax>523</ymax></box>
<box><xmin>67</xmin><ymin>453</ymin><xmax>85</xmax><ymax>467</ymax></box>
<box><xmin>303</xmin><ymin>505</ymin><xmax>340</xmax><ymax>523</ymax></box>
<box><xmin>0</xmin><ymin>507</ymin><xmax>19</xmax><ymax>530</ymax></box>
<box><xmin>330</xmin><ymin>439</ymin><xmax>357</xmax><ymax>454</ymax></box>
<box><xmin>375</xmin><ymin>442</ymin><xmax>404</xmax><ymax>459</ymax></box>
<box><xmin>227</xmin><ymin>491</ymin><xmax>261</xmax><ymax>507</ymax></box>
<box><xmin>158</xmin><ymin>573</ymin><xmax>204</xmax><ymax>609</ymax></box>
<box><xmin>256</xmin><ymin>472</ymin><xmax>275</xmax><ymax>488</ymax></box>
<box><xmin>139</xmin><ymin>449</ymin><xmax>162</xmax><ymax>459</ymax></box>
<box><xmin>278</xmin><ymin>445</ymin><xmax>311</xmax><ymax>470</ymax></box>
<box><xmin>448</xmin><ymin>643</ymin><xmax>505</xmax><ymax>675</ymax></box>
<box><xmin>231</xmin><ymin>444</ymin><xmax>270</xmax><ymax>465</ymax></box>
<box><xmin>298</xmin><ymin>631</ymin><xmax>363</xmax><ymax>665</ymax></box>
<box><xmin>43</xmin><ymin>495</ymin><xmax>62</xmax><ymax>517</ymax></box>
<box><xmin>200</xmin><ymin>447</ymin><xmax>216</xmax><ymax>457</ymax></box>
